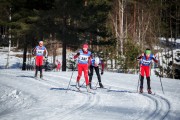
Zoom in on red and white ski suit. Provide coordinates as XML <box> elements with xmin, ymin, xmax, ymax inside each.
<box><xmin>74</xmin><ymin>49</ymin><xmax>91</xmax><ymax>85</ymax></box>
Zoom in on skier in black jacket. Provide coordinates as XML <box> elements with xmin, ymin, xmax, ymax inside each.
<box><xmin>89</xmin><ymin>53</ymin><xmax>104</xmax><ymax>89</ymax></box>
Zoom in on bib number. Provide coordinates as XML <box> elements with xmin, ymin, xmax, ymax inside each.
<box><xmin>80</xmin><ymin>56</ymin><xmax>88</xmax><ymax>61</ymax></box>
<box><xmin>36</xmin><ymin>50</ymin><xmax>44</xmax><ymax>55</ymax></box>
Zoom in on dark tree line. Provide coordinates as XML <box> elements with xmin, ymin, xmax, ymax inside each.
<box><xmin>0</xmin><ymin>0</ymin><xmax>179</xmax><ymax>74</ymax></box>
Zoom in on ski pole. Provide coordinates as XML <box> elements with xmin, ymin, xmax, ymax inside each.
<box><xmin>137</xmin><ymin>62</ymin><xmax>141</xmax><ymax>93</ymax></box>
<box><xmin>159</xmin><ymin>75</ymin><xmax>165</xmax><ymax>94</ymax></box>
<box><xmin>94</xmin><ymin>81</ymin><xmax>99</xmax><ymax>89</ymax></box>
<box><xmin>80</xmin><ymin>81</ymin><xmax>85</xmax><ymax>87</ymax></box>
<box><xmin>65</xmin><ymin>69</ymin><xmax>74</xmax><ymax>93</ymax></box>
<box><xmin>137</xmin><ymin>74</ymin><xmax>140</xmax><ymax>93</ymax></box>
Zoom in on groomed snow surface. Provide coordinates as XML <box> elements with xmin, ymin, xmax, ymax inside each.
<box><xmin>0</xmin><ymin>69</ymin><xmax>180</xmax><ymax>120</ymax></box>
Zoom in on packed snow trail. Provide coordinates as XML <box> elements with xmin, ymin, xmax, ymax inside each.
<box><xmin>0</xmin><ymin>69</ymin><xmax>180</xmax><ymax>120</ymax></box>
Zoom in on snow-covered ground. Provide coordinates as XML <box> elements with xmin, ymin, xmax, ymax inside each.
<box><xmin>0</xmin><ymin>51</ymin><xmax>180</xmax><ymax>120</ymax></box>
<box><xmin>0</xmin><ymin>69</ymin><xmax>180</xmax><ymax>120</ymax></box>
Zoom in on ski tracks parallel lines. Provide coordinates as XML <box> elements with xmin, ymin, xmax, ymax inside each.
<box><xmin>60</xmin><ymin>94</ymin><xmax>100</xmax><ymax>120</ymax></box>
<box><xmin>3</xmin><ymin>71</ymin><xmax>101</xmax><ymax>120</ymax></box>
<box><xmin>141</xmin><ymin>94</ymin><xmax>171</xmax><ymax>120</ymax></box>
<box><xmin>102</xmin><ymin>83</ymin><xmax>171</xmax><ymax>120</ymax></box>
<box><xmin>2</xmin><ymin>71</ymin><xmax>171</xmax><ymax>120</ymax></box>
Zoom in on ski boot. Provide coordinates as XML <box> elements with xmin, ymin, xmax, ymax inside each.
<box><xmin>34</xmin><ymin>72</ymin><xmax>38</xmax><ymax>79</ymax></box>
<box><xmin>147</xmin><ymin>89</ymin><xmax>152</xmax><ymax>94</ymax></box>
<box><xmin>139</xmin><ymin>88</ymin><xmax>143</xmax><ymax>93</ymax></box>
<box><xmin>86</xmin><ymin>85</ymin><xmax>91</xmax><ymax>92</ymax></box>
<box><xmin>40</xmin><ymin>74</ymin><xmax>43</xmax><ymax>79</ymax></box>
<box><xmin>34</xmin><ymin>74</ymin><xmax>37</xmax><ymax>78</ymax></box>
<box><xmin>76</xmin><ymin>81</ymin><xmax>80</xmax><ymax>89</ymax></box>
<box><xmin>89</xmin><ymin>82</ymin><xmax>92</xmax><ymax>89</ymax></box>
<box><xmin>99</xmin><ymin>82</ymin><xmax>104</xmax><ymax>88</ymax></box>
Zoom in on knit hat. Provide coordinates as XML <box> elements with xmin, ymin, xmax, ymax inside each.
<box><xmin>83</xmin><ymin>44</ymin><xmax>88</xmax><ymax>48</ymax></box>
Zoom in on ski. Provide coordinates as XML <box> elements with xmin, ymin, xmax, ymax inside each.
<box><xmin>34</xmin><ymin>77</ymin><xmax>47</xmax><ymax>81</ymax></box>
<box><xmin>34</xmin><ymin>77</ymin><xmax>39</xmax><ymax>80</ymax></box>
<box><xmin>93</xmin><ymin>86</ymin><xmax>111</xmax><ymax>92</ymax></box>
<box><xmin>73</xmin><ymin>86</ymin><xmax>96</xmax><ymax>94</ymax></box>
<box><xmin>76</xmin><ymin>87</ymin><xmax>82</xmax><ymax>92</ymax></box>
<box><xmin>88</xmin><ymin>91</ymin><xmax>96</xmax><ymax>94</ymax></box>
<box><xmin>40</xmin><ymin>78</ymin><xmax>47</xmax><ymax>81</ymax></box>
<box><xmin>139</xmin><ymin>92</ymin><xmax>156</xmax><ymax>95</ymax></box>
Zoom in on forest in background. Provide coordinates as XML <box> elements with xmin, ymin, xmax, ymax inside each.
<box><xmin>0</xmin><ymin>0</ymin><xmax>179</xmax><ymax>78</ymax></box>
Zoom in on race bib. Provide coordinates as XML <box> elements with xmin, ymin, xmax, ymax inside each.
<box><xmin>79</xmin><ymin>55</ymin><xmax>88</xmax><ymax>62</ymax></box>
<box><xmin>142</xmin><ymin>59</ymin><xmax>151</xmax><ymax>65</ymax></box>
<box><xmin>36</xmin><ymin>50</ymin><xmax>44</xmax><ymax>55</ymax></box>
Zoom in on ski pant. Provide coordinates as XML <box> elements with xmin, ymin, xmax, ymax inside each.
<box><xmin>36</xmin><ymin>56</ymin><xmax>43</xmax><ymax>66</ymax></box>
<box><xmin>89</xmin><ymin>65</ymin><xmax>101</xmax><ymax>83</ymax></box>
<box><xmin>56</xmin><ymin>64</ymin><xmax>61</xmax><ymax>71</ymax></box>
<box><xmin>77</xmin><ymin>64</ymin><xmax>89</xmax><ymax>85</ymax></box>
<box><xmin>35</xmin><ymin>56</ymin><xmax>43</xmax><ymax>76</ymax></box>
<box><xmin>140</xmin><ymin>66</ymin><xmax>151</xmax><ymax>89</ymax></box>
<box><xmin>140</xmin><ymin>66</ymin><xmax>150</xmax><ymax>77</ymax></box>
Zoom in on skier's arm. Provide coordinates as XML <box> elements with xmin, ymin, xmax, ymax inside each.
<box><xmin>44</xmin><ymin>48</ymin><xmax>48</xmax><ymax>58</ymax></box>
<box><xmin>137</xmin><ymin>53</ymin><xmax>144</xmax><ymax>60</ymax></box>
<box><xmin>101</xmin><ymin>60</ymin><xmax>105</xmax><ymax>75</ymax></box>
<box><xmin>74</xmin><ymin>52</ymin><xmax>80</xmax><ymax>59</ymax></box>
<box><xmin>32</xmin><ymin>47</ymin><xmax>36</xmax><ymax>56</ymax></box>
<box><xmin>152</xmin><ymin>54</ymin><xmax>158</xmax><ymax>63</ymax></box>
<box><xmin>88</xmin><ymin>56</ymin><xmax>91</xmax><ymax>67</ymax></box>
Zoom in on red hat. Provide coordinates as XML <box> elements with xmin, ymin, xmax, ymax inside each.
<box><xmin>83</xmin><ymin>44</ymin><xmax>88</xmax><ymax>48</ymax></box>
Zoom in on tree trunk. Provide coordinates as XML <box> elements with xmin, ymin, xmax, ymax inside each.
<box><xmin>16</xmin><ymin>39</ymin><xmax>19</xmax><ymax>48</ymax></box>
<box><xmin>62</xmin><ymin>40</ymin><xmax>66</xmax><ymax>71</ymax></box>
<box><xmin>22</xmin><ymin>36</ymin><xmax>28</xmax><ymax>70</ymax></box>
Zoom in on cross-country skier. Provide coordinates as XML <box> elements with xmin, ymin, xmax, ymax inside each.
<box><xmin>89</xmin><ymin>52</ymin><xmax>104</xmax><ymax>89</ymax></box>
<box><xmin>74</xmin><ymin>44</ymin><xmax>91</xmax><ymax>92</ymax></box>
<box><xmin>56</xmin><ymin>60</ymin><xmax>61</xmax><ymax>71</ymax></box>
<box><xmin>137</xmin><ymin>48</ymin><xmax>158</xmax><ymax>94</ymax></box>
<box><xmin>32</xmin><ymin>41</ymin><xmax>48</xmax><ymax>79</ymax></box>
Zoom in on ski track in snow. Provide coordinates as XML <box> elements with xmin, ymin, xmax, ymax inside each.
<box><xmin>31</xmin><ymin>72</ymin><xmax>171</xmax><ymax>120</ymax></box>
<box><xmin>141</xmin><ymin>94</ymin><xmax>171</xmax><ymax>120</ymax></box>
<box><xmin>0</xmin><ymin>70</ymin><xmax>177</xmax><ymax>120</ymax></box>
<box><xmin>102</xmin><ymin>83</ymin><xmax>171</xmax><ymax>120</ymax></box>
<box><xmin>0</xmin><ymin>71</ymin><xmax>101</xmax><ymax>120</ymax></box>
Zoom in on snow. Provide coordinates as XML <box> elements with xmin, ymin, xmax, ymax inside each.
<box><xmin>0</xmin><ymin>51</ymin><xmax>180</xmax><ymax>120</ymax></box>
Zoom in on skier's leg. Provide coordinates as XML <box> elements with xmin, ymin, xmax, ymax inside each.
<box><xmin>95</xmin><ymin>67</ymin><xmax>103</xmax><ymax>88</ymax></box>
<box><xmin>39</xmin><ymin>65</ymin><xmax>43</xmax><ymax>78</ymax></box>
<box><xmin>76</xmin><ymin>64</ymin><xmax>83</xmax><ymax>88</ymax></box>
<box><xmin>144</xmin><ymin>66</ymin><xmax>152</xmax><ymax>94</ymax></box>
<box><xmin>83</xmin><ymin>64</ymin><xmax>91</xmax><ymax>92</ymax></box>
<box><xmin>139</xmin><ymin>66</ymin><xmax>145</xmax><ymax>93</ymax></box>
<box><xmin>35</xmin><ymin>56</ymin><xmax>39</xmax><ymax>77</ymax></box>
<box><xmin>89</xmin><ymin>66</ymin><xmax>94</xmax><ymax>88</ymax></box>
<box><xmin>35</xmin><ymin>65</ymin><xmax>38</xmax><ymax>77</ymax></box>
<box><xmin>145</xmin><ymin>66</ymin><xmax>152</xmax><ymax>93</ymax></box>
<box><xmin>39</xmin><ymin>56</ymin><xmax>43</xmax><ymax>78</ymax></box>
<box><xmin>83</xmin><ymin>64</ymin><xmax>89</xmax><ymax>86</ymax></box>
<box><xmin>140</xmin><ymin>66</ymin><xmax>145</xmax><ymax>88</ymax></box>
<box><xmin>140</xmin><ymin>75</ymin><xmax>144</xmax><ymax>92</ymax></box>
<box><xmin>77</xmin><ymin>64</ymin><xmax>83</xmax><ymax>81</ymax></box>
<box><xmin>147</xmin><ymin>77</ymin><xmax>152</xmax><ymax>94</ymax></box>
<box><xmin>147</xmin><ymin>77</ymin><xmax>151</xmax><ymax>89</ymax></box>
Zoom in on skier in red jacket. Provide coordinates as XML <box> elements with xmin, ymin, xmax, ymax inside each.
<box><xmin>33</xmin><ymin>41</ymin><xmax>48</xmax><ymax>79</ymax></box>
<box><xmin>137</xmin><ymin>48</ymin><xmax>158</xmax><ymax>94</ymax></box>
<box><xmin>74</xmin><ymin>44</ymin><xmax>91</xmax><ymax>92</ymax></box>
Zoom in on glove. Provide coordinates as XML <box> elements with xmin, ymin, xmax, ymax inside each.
<box><xmin>141</xmin><ymin>53</ymin><xmax>144</xmax><ymax>57</ymax></box>
<box><xmin>101</xmin><ymin>71</ymin><xmax>104</xmax><ymax>75</ymax></box>
<box><xmin>154</xmin><ymin>53</ymin><xmax>158</xmax><ymax>59</ymax></box>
